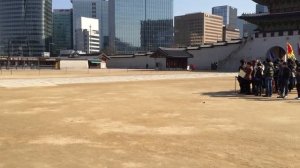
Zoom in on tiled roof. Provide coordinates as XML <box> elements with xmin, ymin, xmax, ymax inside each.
<box><xmin>151</xmin><ymin>47</ymin><xmax>193</xmax><ymax>58</ymax></box>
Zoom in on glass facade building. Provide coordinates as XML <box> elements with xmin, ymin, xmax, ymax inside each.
<box><xmin>256</xmin><ymin>4</ymin><xmax>269</xmax><ymax>14</ymax></box>
<box><xmin>212</xmin><ymin>5</ymin><xmax>237</xmax><ymax>29</ymax></box>
<box><xmin>72</xmin><ymin>0</ymin><xmax>109</xmax><ymax>49</ymax></box>
<box><xmin>53</xmin><ymin>9</ymin><xmax>73</xmax><ymax>56</ymax></box>
<box><xmin>109</xmin><ymin>0</ymin><xmax>173</xmax><ymax>55</ymax></box>
<box><xmin>0</xmin><ymin>0</ymin><xmax>52</xmax><ymax>56</ymax></box>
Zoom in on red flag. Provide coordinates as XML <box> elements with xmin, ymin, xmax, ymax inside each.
<box><xmin>286</xmin><ymin>42</ymin><xmax>296</xmax><ymax>60</ymax></box>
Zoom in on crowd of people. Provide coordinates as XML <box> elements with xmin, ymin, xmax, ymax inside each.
<box><xmin>237</xmin><ymin>58</ymin><xmax>300</xmax><ymax>99</ymax></box>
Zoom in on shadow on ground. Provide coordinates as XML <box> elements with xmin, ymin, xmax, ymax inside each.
<box><xmin>200</xmin><ymin>90</ymin><xmax>298</xmax><ymax>102</ymax></box>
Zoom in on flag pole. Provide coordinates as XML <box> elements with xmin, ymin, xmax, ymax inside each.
<box><xmin>285</xmin><ymin>54</ymin><xmax>287</xmax><ymax>62</ymax></box>
<box><xmin>285</xmin><ymin>42</ymin><xmax>288</xmax><ymax>62</ymax></box>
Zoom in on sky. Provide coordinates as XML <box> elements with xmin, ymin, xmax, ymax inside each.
<box><xmin>52</xmin><ymin>0</ymin><xmax>257</xmax><ymax>16</ymax></box>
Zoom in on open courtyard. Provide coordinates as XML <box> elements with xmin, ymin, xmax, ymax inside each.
<box><xmin>0</xmin><ymin>70</ymin><xmax>299</xmax><ymax>168</ymax></box>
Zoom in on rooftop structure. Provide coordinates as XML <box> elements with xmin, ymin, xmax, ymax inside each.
<box><xmin>240</xmin><ymin>0</ymin><xmax>300</xmax><ymax>32</ymax></box>
<box><xmin>151</xmin><ymin>47</ymin><xmax>193</xmax><ymax>70</ymax></box>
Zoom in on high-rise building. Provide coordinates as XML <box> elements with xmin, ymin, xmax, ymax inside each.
<box><xmin>109</xmin><ymin>0</ymin><xmax>174</xmax><ymax>55</ymax></box>
<box><xmin>75</xmin><ymin>17</ymin><xmax>100</xmax><ymax>53</ymax></box>
<box><xmin>72</xmin><ymin>0</ymin><xmax>109</xmax><ymax>49</ymax></box>
<box><xmin>0</xmin><ymin>0</ymin><xmax>52</xmax><ymax>56</ymax></box>
<box><xmin>140</xmin><ymin>20</ymin><xmax>174</xmax><ymax>52</ymax></box>
<box><xmin>237</xmin><ymin>19</ymin><xmax>257</xmax><ymax>38</ymax></box>
<box><xmin>174</xmin><ymin>13</ymin><xmax>223</xmax><ymax>47</ymax></box>
<box><xmin>256</xmin><ymin>4</ymin><xmax>268</xmax><ymax>14</ymax></box>
<box><xmin>212</xmin><ymin>5</ymin><xmax>237</xmax><ymax>29</ymax></box>
<box><xmin>222</xmin><ymin>27</ymin><xmax>240</xmax><ymax>41</ymax></box>
<box><xmin>53</xmin><ymin>9</ymin><xmax>73</xmax><ymax>56</ymax></box>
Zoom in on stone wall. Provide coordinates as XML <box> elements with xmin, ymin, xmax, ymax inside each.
<box><xmin>106</xmin><ymin>32</ymin><xmax>300</xmax><ymax>72</ymax></box>
<box><xmin>219</xmin><ymin>32</ymin><xmax>300</xmax><ymax>71</ymax></box>
<box><xmin>60</xmin><ymin>60</ymin><xmax>89</xmax><ymax>69</ymax></box>
<box><xmin>107</xmin><ymin>56</ymin><xmax>156</xmax><ymax>69</ymax></box>
<box><xmin>188</xmin><ymin>44</ymin><xmax>241</xmax><ymax>70</ymax></box>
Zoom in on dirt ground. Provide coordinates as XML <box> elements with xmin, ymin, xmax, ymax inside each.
<box><xmin>0</xmin><ymin>74</ymin><xmax>300</xmax><ymax>168</ymax></box>
<box><xmin>0</xmin><ymin>69</ymin><xmax>194</xmax><ymax>79</ymax></box>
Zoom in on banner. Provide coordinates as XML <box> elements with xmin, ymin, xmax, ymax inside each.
<box><xmin>287</xmin><ymin>42</ymin><xmax>296</xmax><ymax>60</ymax></box>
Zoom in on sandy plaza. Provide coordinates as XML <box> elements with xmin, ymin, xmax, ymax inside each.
<box><xmin>0</xmin><ymin>69</ymin><xmax>299</xmax><ymax>168</ymax></box>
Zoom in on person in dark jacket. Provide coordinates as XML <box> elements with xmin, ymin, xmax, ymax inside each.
<box><xmin>276</xmin><ymin>60</ymin><xmax>284</xmax><ymax>96</ymax></box>
<box><xmin>278</xmin><ymin>62</ymin><xmax>291</xmax><ymax>99</ymax></box>
<box><xmin>244</xmin><ymin>62</ymin><xmax>253</xmax><ymax>95</ymax></box>
<box><xmin>296</xmin><ymin>63</ymin><xmax>300</xmax><ymax>100</ymax></box>
<box><xmin>288</xmin><ymin>59</ymin><xmax>296</xmax><ymax>92</ymax></box>
<box><xmin>273</xmin><ymin>60</ymin><xmax>280</xmax><ymax>93</ymax></box>
<box><xmin>238</xmin><ymin>59</ymin><xmax>246</xmax><ymax>94</ymax></box>
<box><xmin>254</xmin><ymin>62</ymin><xmax>264</xmax><ymax>96</ymax></box>
<box><xmin>263</xmin><ymin>59</ymin><xmax>274</xmax><ymax>97</ymax></box>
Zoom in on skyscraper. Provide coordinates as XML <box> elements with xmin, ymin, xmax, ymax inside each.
<box><xmin>0</xmin><ymin>0</ymin><xmax>52</xmax><ymax>56</ymax></box>
<box><xmin>109</xmin><ymin>0</ymin><xmax>174</xmax><ymax>55</ymax></box>
<box><xmin>212</xmin><ymin>5</ymin><xmax>237</xmax><ymax>29</ymax></box>
<box><xmin>72</xmin><ymin>0</ymin><xmax>109</xmax><ymax>50</ymax></box>
<box><xmin>256</xmin><ymin>4</ymin><xmax>268</xmax><ymax>14</ymax></box>
<box><xmin>53</xmin><ymin>9</ymin><xmax>73</xmax><ymax>56</ymax></box>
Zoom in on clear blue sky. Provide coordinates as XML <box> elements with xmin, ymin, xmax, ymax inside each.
<box><xmin>53</xmin><ymin>0</ymin><xmax>256</xmax><ymax>16</ymax></box>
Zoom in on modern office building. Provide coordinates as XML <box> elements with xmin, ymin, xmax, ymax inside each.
<box><xmin>53</xmin><ymin>9</ymin><xmax>73</xmax><ymax>56</ymax></box>
<box><xmin>75</xmin><ymin>17</ymin><xmax>100</xmax><ymax>53</ymax></box>
<box><xmin>72</xmin><ymin>0</ymin><xmax>109</xmax><ymax>49</ymax></box>
<box><xmin>237</xmin><ymin>19</ymin><xmax>257</xmax><ymax>38</ymax></box>
<box><xmin>212</xmin><ymin>5</ymin><xmax>238</xmax><ymax>29</ymax></box>
<box><xmin>174</xmin><ymin>13</ymin><xmax>223</xmax><ymax>47</ymax></box>
<box><xmin>0</xmin><ymin>0</ymin><xmax>52</xmax><ymax>56</ymax></box>
<box><xmin>256</xmin><ymin>4</ymin><xmax>268</xmax><ymax>14</ymax></box>
<box><xmin>222</xmin><ymin>27</ymin><xmax>240</xmax><ymax>41</ymax></box>
<box><xmin>140</xmin><ymin>20</ymin><xmax>174</xmax><ymax>52</ymax></box>
<box><xmin>109</xmin><ymin>0</ymin><xmax>174</xmax><ymax>55</ymax></box>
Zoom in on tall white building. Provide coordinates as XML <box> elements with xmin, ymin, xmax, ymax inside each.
<box><xmin>72</xmin><ymin>0</ymin><xmax>109</xmax><ymax>49</ymax></box>
<box><xmin>75</xmin><ymin>17</ymin><xmax>100</xmax><ymax>53</ymax></box>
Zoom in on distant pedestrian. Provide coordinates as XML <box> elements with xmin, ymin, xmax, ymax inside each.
<box><xmin>273</xmin><ymin>61</ymin><xmax>280</xmax><ymax>93</ymax></box>
<box><xmin>277</xmin><ymin>62</ymin><xmax>291</xmax><ymax>99</ymax></box>
<box><xmin>295</xmin><ymin>63</ymin><xmax>300</xmax><ymax>100</ymax></box>
<box><xmin>244</xmin><ymin>62</ymin><xmax>253</xmax><ymax>95</ymax></box>
<box><xmin>238</xmin><ymin>59</ymin><xmax>246</xmax><ymax>94</ymax></box>
<box><xmin>263</xmin><ymin>59</ymin><xmax>274</xmax><ymax>97</ymax></box>
<box><xmin>288</xmin><ymin>59</ymin><xmax>296</xmax><ymax>92</ymax></box>
<box><xmin>251</xmin><ymin>60</ymin><xmax>258</xmax><ymax>94</ymax></box>
<box><xmin>254</xmin><ymin>62</ymin><xmax>264</xmax><ymax>96</ymax></box>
